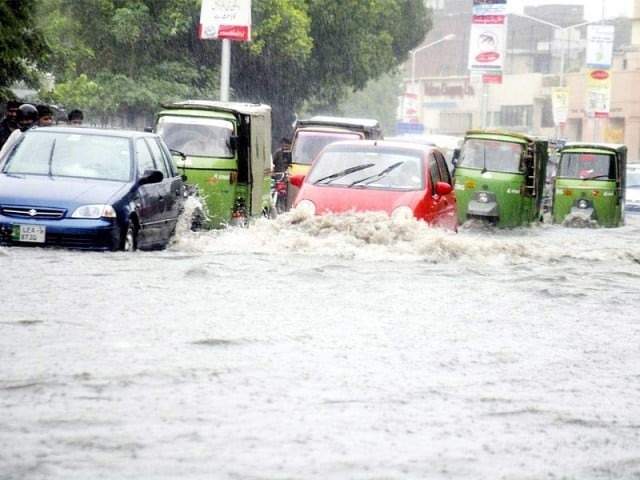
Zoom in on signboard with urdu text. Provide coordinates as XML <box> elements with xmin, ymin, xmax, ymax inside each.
<box><xmin>199</xmin><ymin>0</ymin><xmax>252</xmax><ymax>41</ymax></box>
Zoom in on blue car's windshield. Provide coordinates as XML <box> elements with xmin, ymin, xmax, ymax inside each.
<box><xmin>2</xmin><ymin>130</ymin><xmax>132</xmax><ymax>181</ymax></box>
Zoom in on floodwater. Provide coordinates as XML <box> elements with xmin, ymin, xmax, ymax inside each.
<box><xmin>2</xmin><ymin>202</ymin><xmax>640</xmax><ymax>480</ymax></box>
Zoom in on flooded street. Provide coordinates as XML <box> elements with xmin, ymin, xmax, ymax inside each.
<box><xmin>2</xmin><ymin>208</ymin><xmax>640</xmax><ymax>480</ymax></box>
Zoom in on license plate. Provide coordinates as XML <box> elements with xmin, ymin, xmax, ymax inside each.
<box><xmin>12</xmin><ymin>224</ymin><xmax>46</xmax><ymax>243</ymax></box>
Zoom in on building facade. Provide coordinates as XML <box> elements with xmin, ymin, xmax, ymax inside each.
<box><xmin>405</xmin><ymin>0</ymin><xmax>640</xmax><ymax>160</ymax></box>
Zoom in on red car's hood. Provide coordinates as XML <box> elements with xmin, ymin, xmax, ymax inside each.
<box><xmin>295</xmin><ymin>184</ymin><xmax>424</xmax><ymax>215</ymax></box>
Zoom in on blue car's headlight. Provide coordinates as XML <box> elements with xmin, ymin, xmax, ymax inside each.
<box><xmin>71</xmin><ymin>204</ymin><xmax>117</xmax><ymax>219</ymax></box>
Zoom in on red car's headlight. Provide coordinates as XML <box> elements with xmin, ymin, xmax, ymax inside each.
<box><xmin>295</xmin><ymin>199</ymin><xmax>316</xmax><ymax>216</ymax></box>
<box><xmin>391</xmin><ymin>205</ymin><xmax>413</xmax><ymax>221</ymax></box>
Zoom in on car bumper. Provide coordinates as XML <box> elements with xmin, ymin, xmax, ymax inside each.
<box><xmin>0</xmin><ymin>218</ymin><xmax>121</xmax><ymax>251</ymax></box>
<box><xmin>625</xmin><ymin>202</ymin><xmax>640</xmax><ymax>213</ymax></box>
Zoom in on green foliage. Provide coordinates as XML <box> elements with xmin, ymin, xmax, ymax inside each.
<box><xmin>28</xmin><ymin>0</ymin><xmax>430</xmax><ymax>136</ymax></box>
<box><xmin>330</xmin><ymin>71</ymin><xmax>404</xmax><ymax>137</ymax></box>
<box><xmin>231</xmin><ymin>0</ymin><xmax>430</xmax><ymax>139</ymax></box>
<box><xmin>0</xmin><ymin>0</ymin><xmax>50</xmax><ymax>99</ymax></box>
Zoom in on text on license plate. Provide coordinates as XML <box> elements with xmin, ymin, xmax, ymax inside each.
<box><xmin>12</xmin><ymin>224</ymin><xmax>46</xmax><ymax>243</ymax></box>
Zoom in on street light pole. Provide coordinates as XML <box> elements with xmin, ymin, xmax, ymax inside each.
<box><xmin>404</xmin><ymin>33</ymin><xmax>455</xmax><ymax>132</ymax></box>
<box><xmin>410</xmin><ymin>33</ymin><xmax>456</xmax><ymax>85</ymax></box>
<box><xmin>513</xmin><ymin>13</ymin><xmax>592</xmax><ymax>88</ymax></box>
<box><xmin>512</xmin><ymin>14</ymin><xmax>595</xmax><ymax>138</ymax></box>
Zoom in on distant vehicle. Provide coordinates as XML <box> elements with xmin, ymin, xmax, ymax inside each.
<box><xmin>552</xmin><ymin>142</ymin><xmax>627</xmax><ymax>227</ymax></box>
<box><xmin>154</xmin><ymin>100</ymin><xmax>273</xmax><ymax>228</ymax></box>
<box><xmin>0</xmin><ymin>126</ymin><xmax>185</xmax><ymax>251</ymax></box>
<box><xmin>626</xmin><ymin>163</ymin><xmax>640</xmax><ymax>213</ymax></box>
<box><xmin>283</xmin><ymin>116</ymin><xmax>383</xmax><ymax>209</ymax></box>
<box><xmin>453</xmin><ymin>130</ymin><xmax>548</xmax><ymax>228</ymax></box>
<box><xmin>289</xmin><ymin>140</ymin><xmax>457</xmax><ymax>232</ymax></box>
<box><xmin>385</xmin><ymin>133</ymin><xmax>463</xmax><ymax>173</ymax></box>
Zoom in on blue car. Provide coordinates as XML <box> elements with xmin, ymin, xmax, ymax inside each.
<box><xmin>0</xmin><ymin>126</ymin><xmax>185</xmax><ymax>251</ymax></box>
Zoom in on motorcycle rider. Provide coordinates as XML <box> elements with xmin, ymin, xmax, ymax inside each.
<box><xmin>0</xmin><ymin>103</ymin><xmax>39</xmax><ymax>157</ymax></box>
<box><xmin>0</xmin><ymin>99</ymin><xmax>22</xmax><ymax>149</ymax></box>
<box><xmin>272</xmin><ymin>137</ymin><xmax>291</xmax><ymax>173</ymax></box>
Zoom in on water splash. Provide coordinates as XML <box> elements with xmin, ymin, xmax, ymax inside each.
<box><xmin>167</xmin><ymin>209</ymin><xmax>640</xmax><ymax>266</ymax></box>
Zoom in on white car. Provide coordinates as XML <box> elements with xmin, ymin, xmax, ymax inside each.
<box><xmin>626</xmin><ymin>163</ymin><xmax>640</xmax><ymax>213</ymax></box>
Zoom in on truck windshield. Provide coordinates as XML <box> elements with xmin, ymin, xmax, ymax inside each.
<box><xmin>458</xmin><ymin>139</ymin><xmax>523</xmax><ymax>173</ymax></box>
<box><xmin>292</xmin><ymin>131</ymin><xmax>361</xmax><ymax>165</ymax></box>
<box><xmin>558</xmin><ymin>153</ymin><xmax>614</xmax><ymax>180</ymax></box>
<box><xmin>156</xmin><ymin>116</ymin><xmax>234</xmax><ymax>158</ymax></box>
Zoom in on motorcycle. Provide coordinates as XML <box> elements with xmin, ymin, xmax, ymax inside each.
<box><xmin>271</xmin><ymin>171</ymin><xmax>288</xmax><ymax>215</ymax></box>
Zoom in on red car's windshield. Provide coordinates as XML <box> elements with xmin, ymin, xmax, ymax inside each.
<box><xmin>306</xmin><ymin>146</ymin><xmax>424</xmax><ymax>190</ymax></box>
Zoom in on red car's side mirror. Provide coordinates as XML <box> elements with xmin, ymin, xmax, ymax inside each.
<box><xmin>289</xmin><ymin>174</ymin><xmax>306</xmax><ymax>188</ymax></box>
<box><xmin>434</xmin><ymin>181</ymin><xmax>453</xmax><ymax>196</ymax></box>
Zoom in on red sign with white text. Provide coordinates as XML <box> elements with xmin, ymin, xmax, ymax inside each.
<box><xmin>199</xmin><ymin>0</ymin><xmax>252</xmax><ymax>41</ymax></box>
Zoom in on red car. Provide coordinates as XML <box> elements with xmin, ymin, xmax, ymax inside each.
<box><xmin>289</xmin><ymin>140</ymin><xmax>457</xmax><ymax>231</ymax></box>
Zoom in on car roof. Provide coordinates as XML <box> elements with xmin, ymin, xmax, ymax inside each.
<box><xmin>561</xmin><ymin>142</ymin><xmax>627</xmax><ymax>152</ymax></box>
<box><xmin>28</xmin><ymin>126</ymin><xmax>159</xmax><ymax>139</ymax></box>
<box><xmin>161</xmin><ymin>100</ymin><xmax>271</xmax><ymax>115</ymax></box>
<box><xmin>322</xmin><ymin>139</ymin><xmax>440</xmax><ymax>153</ymax></box>
<box><xmin>294</xmin><ymin>116</ymin><xmax>381</xmax><ymax>130</ymax></box>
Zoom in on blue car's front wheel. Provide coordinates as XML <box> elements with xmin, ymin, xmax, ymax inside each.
<box><xmin>120</xmin><ymin>220</ymin><xmax>137</xmax><ymax>251</ymax></box>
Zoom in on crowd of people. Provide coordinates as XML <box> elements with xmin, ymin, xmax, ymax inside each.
<box><xmin>0</xmin><ymin>99</ymin><xmax>84</xmax><ymax>154</ymax></box>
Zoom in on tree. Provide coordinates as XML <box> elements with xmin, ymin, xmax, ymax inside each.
<box><xmin>0</xmin><ymin>1</ymin><xmax>50</xmax><ymax>100</ymax></box>
<box><xmin>35</xmin><ymin>0</ymin><xmax>430</xmax><ymax>138</ymax></box>
<box><xmin>231</xmin><ymin>0</ymin><xmax>430</xmax><ymax>140</ymax></box>
<box><xmin>333</xmin><ymin>71</ymin><xmax>404</xmax><ymax>137</ymax></box>
<box><xmin>37</xmin><ymin>0</ymin><xmax>211</xmax><ymax>124</ymax></box>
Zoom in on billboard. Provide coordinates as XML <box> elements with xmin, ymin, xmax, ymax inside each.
<box><xmin>468</xmin><ymin>1</ymin><xmax>507</xmax><ymax>75</ymax></box>
<box><xmin>551</xmin><ymin>87</ymin><xmax>569</xmax><ymax>126</ymax></box>
<box><xmin>585</xmin><ymin>69</ymin><xmax>611</xmax><ymax>118</ymax></box>
<box><xmin>586</xmin><ymin>25</ymin><xmax>614</xmax><ymax>70</ymax></box>
<box><xmin>199</xmin><ymin>0</ymin><xmax>252</xmax><ymax>41</ymax></box>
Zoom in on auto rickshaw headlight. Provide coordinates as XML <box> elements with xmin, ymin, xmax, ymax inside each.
<box><xmin>577</xmin><ymin>199</ymin><xmax>589</xmax><ymax>209</ymax></box>
<box><xmin>477</xmin><ymin>192</ymin><xmax>490</xmax><ymax>203</ymax></box>
<box><xmin>391</xmin><ymin>205</ymin><xmax>414</xmax><ymax>221</ymax></box>
<box><xmin>295</xmin><ymin>199</ymin><xmax>316</xmax><ymax>217</ymax></box>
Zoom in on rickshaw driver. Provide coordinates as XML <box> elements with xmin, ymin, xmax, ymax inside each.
<box><xmin>577</xmin><ymin>154</ymin><xmax>611</xmax><ymax>179</ymax></box>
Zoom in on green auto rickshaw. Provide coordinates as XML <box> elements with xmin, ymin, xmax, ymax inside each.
<box><xmin>153</xmin><ymin>100</ymin><xmax>272</xmax><ymax>228</ymax></box>
<box><xmin>453</xmin><ymin>130</ymin><xmax>548</xmax><ymax>228</ymax></box>
<box><xmin>552</xmin><ymin>142</ymin><xmax>627</xmax><ymax>227</ymax></box>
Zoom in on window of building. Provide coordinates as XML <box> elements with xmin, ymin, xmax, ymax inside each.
<box><xmin>439</xmin><ymin>112</ymin><xmax>472</xmax><ymax>134</ymax></box>
<box><xmin>541</xmin><ymin>97</ymin><xmax>554</xmax><ymax>128</ymax></box>
<box><xmin>500</xmin><ymin>105</ymin><xmax>533</xmax><ymax>128</ymax></box>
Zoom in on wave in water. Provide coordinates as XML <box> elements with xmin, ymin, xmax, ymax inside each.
<box><xmin>169</xmin><ymin>204</ymin><xmax>640</xmax><ymax>266</ymax></box>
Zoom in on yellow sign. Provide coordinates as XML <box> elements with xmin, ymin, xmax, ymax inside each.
<box><xmin>551</xmin><ymin>87</ymin><xmax>569</xmax><ymax>126</ymax></box>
